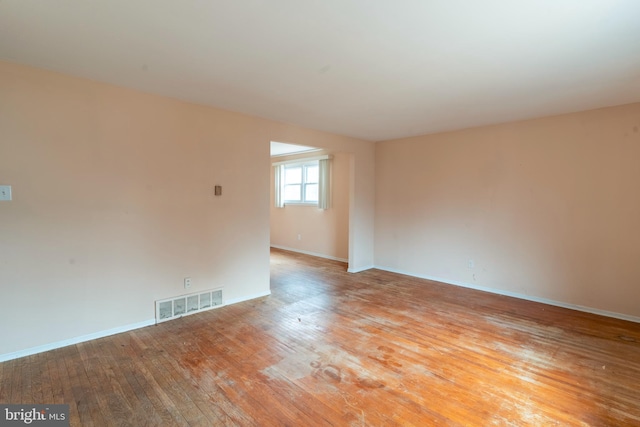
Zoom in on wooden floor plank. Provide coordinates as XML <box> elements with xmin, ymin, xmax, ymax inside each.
<box><xmin>61</xmin><ymin>345</ymin><xmax>100</xmax><ymax>426</ymax></box>
<box><xmin>53</xmin><ymin>347</ymin><xmax>82</xmax><ymax>426</ymax></box>
<box><xmin>182</xmin><ymin>320</ymin><xmax>341</xmax><ymax>426</ymax></box>
<box><xmin>45</xmin><ymin>351</ymin><xmax>64</xmax><ymax>405</ymax></box>
<box><xmin>0</xmin><ymin>359</ymin><xmax>4</xmax><ymax>400</ymax></box>
<box><xmin>0</xmin><ymin>359</ymin><xmax>10</xmax><ymax>403</ymax></box>
<box><xmin>1</xmin><ymin>248</ymin><xmax>639</xmax><ymax>426</ymax></box>
<box><xmin>76</xmin><ymin>338</ymin><xmax>125</xmax><ymax>425</ymax></box>
<box><xmin>37</xmin><ymin>352</ymin><xmax>55</xmax><ymax>405</ymax></box>
<box><xmin>106</xmin><ymin>334</ymin><xmax>174</xmax><ymax>427</ymax></box>
<box><xmin>9</xmin><ymin>358</ymin><xmax>24</xmax><ymax>404</ymax></box>
<box><xmin>127</xmin><ymin>328</ymin><xmax>223</xmax><ymax>426</ymax></box>
<box><xmin>122</xmin><ymin>331</ymin><xmax>193</xmax><ymax>426</ymax></box>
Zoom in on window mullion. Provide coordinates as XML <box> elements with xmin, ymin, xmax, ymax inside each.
<box><xmin>302</xmin><ymin>165</ymin><xmax>307</xmax><ymax>202</ymax></box>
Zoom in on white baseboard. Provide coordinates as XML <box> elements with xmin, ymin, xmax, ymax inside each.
<box><xmin>225</xmin><ymin>290</ymin><xmax>271</xmax><ymax>305</ymax></box>
<box><xmin>348</xmin><ymin>265</ymin><xmax>375</xmax><ymax>273</ymax></box>
<box><xmin>0</xmin><ymin>290</ymin><xmax>273</xmax><ymax>363</ymax></box>
<box><xmin>375</xmin><ymin>265</ymin><xmax>640</xmax><ymax>324</ymax></box>
<box><xmin>270</xmin><ymin>245</ymin><xmax>348</xmax><ymax>263</ymax></box>
<box><xmin>0</xmin><ymin>318</ymin><xmax>156</xmax><ymax>363</ymax></box>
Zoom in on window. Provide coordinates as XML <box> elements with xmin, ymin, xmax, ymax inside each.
<box><xmin>284</xmin><ymin>161</ymin><xmax>319</xmax><ymax>204</ymax></box>
<box><xmin>274</xmin><ymin>155</ymin><xmax>331</xmax><ymax>209</ymax></box>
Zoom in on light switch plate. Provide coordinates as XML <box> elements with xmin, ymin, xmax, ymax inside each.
<box><xmin>0</xmin><ymin>186</ymin><xmax>11</xmax><ymax>201</ymax></box>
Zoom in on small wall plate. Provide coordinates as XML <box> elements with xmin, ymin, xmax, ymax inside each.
<box><xmin>0</xmin><ymin>186</ymin><xmax>11</xmax><ymax>201</ymax></box>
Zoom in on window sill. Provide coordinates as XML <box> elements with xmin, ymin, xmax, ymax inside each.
<box><xmin>283</xmin><ymin>202</ymin><xmax>319</xmax><ymax>207</ymax></box>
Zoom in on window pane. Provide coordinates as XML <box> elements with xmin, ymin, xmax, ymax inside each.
<box><xmin>284</xmin><ymin>184</ymin><xmax>301</xmax><ymax>201</ymax></box>
<box><xmin>285</xmin><ymin>166</ymin><xmax>302</xmax><ymax>184</ymax></box>
<box><xmin>305</xmin><ymin>183</ymin><xmax>318</xmax><ymax>202</ymax></box>
<box><xmin>305</xmin><ymin>165</ymin><xmax>319</xmax><ymax>183</ymax></box>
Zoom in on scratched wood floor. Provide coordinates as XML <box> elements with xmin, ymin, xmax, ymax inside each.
<box><xmin>2</xmin><ymin>248</ymin><xmax>640</xmax><ymax>426</ymax></box>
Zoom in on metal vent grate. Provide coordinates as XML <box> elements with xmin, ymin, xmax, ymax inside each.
<box><xmin>156</xmin><ymin>288</ymin><xmax>223</xmax><ymax>323</ymax></box>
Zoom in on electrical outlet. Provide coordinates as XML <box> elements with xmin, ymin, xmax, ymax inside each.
<box><xmin>184</xmin><ymin>277</ymin><xmax>191</xmax><ymax>289</ymax></box>
<box><xmin>297</xmin><ymin>234</ymin><xmax>301</xmax><ymax>241</ymax></box>
<box><xmin>0</xmin><ymin>185</ymin><xmax>11</xmax><ymax>201</ymax></box>
<box><xmin>468</xmin><ymin>259</ymin><xmax>475</xmax><ymax>269</ymax></box>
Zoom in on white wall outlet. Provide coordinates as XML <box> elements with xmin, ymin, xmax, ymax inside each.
<box><xmin>468</xmin><ymin>259</ymin><xmax>475</xmax><ymax>269</ymax></box>
<box><xmin>184</xmin><ymin>277</ymin><xmax>191</xmax><ymax>289</ymax></box>
<box><xmin>0</xmin><ymin>186</ymin><xmax>11</xmax><ymax>201</ymax></box>
<box><xmin>297</xmin><ymin>234</ymin><xmax>301</xmax><ymax>241</ymax></box>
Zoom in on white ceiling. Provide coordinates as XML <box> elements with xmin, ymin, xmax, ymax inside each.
<box><xmin>1</xmin><ymin>1</ymin><xmax>639</xmax><ymax>141</ymax></box>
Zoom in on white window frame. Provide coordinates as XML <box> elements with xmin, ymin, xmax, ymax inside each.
<box><xmin>283</xmin><ymin>160</ymin><xmax>319</xmax><ymax>205</ymax></box>
<box><xmin>273</xmin><ymin>154</ymin><xmax>332</xmax><ymax>209</ymax></box>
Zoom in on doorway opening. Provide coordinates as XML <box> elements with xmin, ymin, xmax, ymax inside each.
<box><xmin>269</xmin><ymin>141</ymin><xmax>351</xmax><ymax>267</ymax></box>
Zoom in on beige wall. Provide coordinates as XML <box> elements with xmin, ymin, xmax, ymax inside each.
<box><xmin>0</xmin><ymin>61</ymin><xmax>375</xmax><ymax>358</ymax></box>
<box><xmin>270</xmin><ymin>151</ymin><xmax>350</xmax><ymax>261</ymax></box>
<box><xmin>375</xmin><ymin>103</ymin><xmax>640</xmax><ymax>319</ymax></box>
<box><xmin>13</xmin><ymin>55</ymin><xmax>638</xmax><ymax>359</ymax></box>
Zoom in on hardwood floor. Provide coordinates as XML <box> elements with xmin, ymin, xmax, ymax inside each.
<box><xmin>2</xmin><ymin>248</ymin><xmax>640</xmax><ymax>426</ymax></box>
